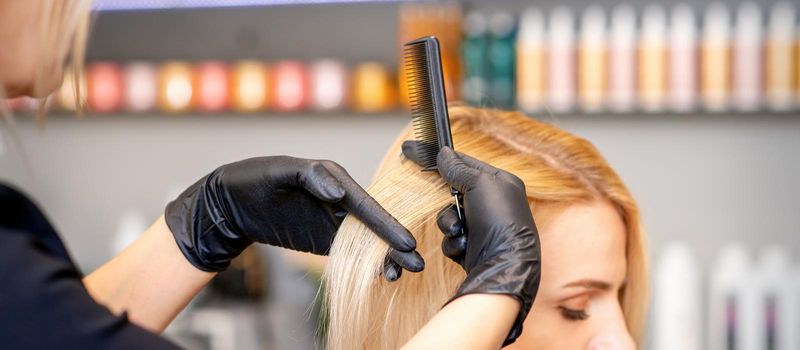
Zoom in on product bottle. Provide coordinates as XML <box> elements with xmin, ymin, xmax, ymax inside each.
<box><xmin>732</xmin><ymin>2</ymin><xmax>762</xmax><ymax>112</ymax></box>
<box><xmin>608</xmin><ymin>4</ymin><xmax>637</xmax><ymax>113</ymax></box>
<box><xmin>653</xmin><ymin>242</ymin><xmax>702</xmax><ymax>350</ymax></box>
<box><xmin>669</xmin><ymin>3</ymin><xmax>698</xmax><ymax>113</ymax></box>
<box><xmin>156</xmin><ymin>61</ymin><xmax>194</xmax><ymax>113</ymax></box>
<box><xmin>309</xmin><ymin>59</ymin><xmax>347</xmax><ymax>112</ymax></box>
<box><xmin>578</xmin><ymin>5</ymin><xmax>607</xmax><ymax>113</ymax></box>
<box><xmin>765</xmin><ymin>2</ymin><xmax>796</xmax><ymax>111</ymax></box>
<box><xmin>638</xmin><ymin>5</ymin><xmax>668</xmax><ymax>112</ymax></box>
<box><xmin>516</xmin><ymin>8</ymin><xmax>546</xmax><ymax>113</ymax></box>
<box><xmin>701</xmin><ymin>2</ymin><xmax>731</xmax><ymax>112</ymax></box>
<box><xmin>708</xmin><ymin>244</ymin><xmax>751</xmax><ymax>350</ymax></box>
<box><xmin>547</xmin><ymin>6</ymin><xmax>576</xmax><ymax>113</ymax></box>
<box><xmin>757</xmin><ymin>246</ymin><xmax>797</xmax><ymax>350</ymax></box>
<box><xmin>488</xmin><ymin>12</ymin><xmax>516</xmax><ymax>110</ymax></box>
<box><xmin>462</xmin><ymin>11</ymin><xmax>489</xmax><ymax>106</ymax></box>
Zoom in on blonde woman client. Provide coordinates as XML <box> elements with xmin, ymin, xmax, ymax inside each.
<box><xmin>324</xmin><ymin>106</ymin><xmax>647</xmax><ymax>350</ymax></box>
<box><xmin>0</xmin><ymin>2</ymin><xmax>561</xmax><ymax>349</ymax></box>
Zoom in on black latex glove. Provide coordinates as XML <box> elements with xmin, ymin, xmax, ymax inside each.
<box><xmin>403</xmin><ymin>141</ymin><xmax>541</xmax><ymax>346</ymax></box>
<box><xmin>165</xmin><ymin>156</ymin><xmax>424</xmax><ymax>281</ymax></box>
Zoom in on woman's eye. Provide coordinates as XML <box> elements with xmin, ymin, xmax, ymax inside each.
<box><xmin>558</xmin><ymin>306</ymin><xmax>589</xmax><ymax>321</ymax></box>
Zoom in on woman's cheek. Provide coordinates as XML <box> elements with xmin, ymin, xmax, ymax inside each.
<box><xmin>505</xmin><ymin>302</ymin><xmax>580</xmax><ymax>349</ymax></box>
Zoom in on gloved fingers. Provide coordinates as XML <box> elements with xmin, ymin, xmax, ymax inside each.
<box><xmin>382</xmin><ymin>257</ymin><xmax>402</xmax><ymax>282</ymax></box>
<box><xmin>295</xmin><ymin>160</ymin><xmax>347</xmax><ymax>202</ymax></box>
<box><xmin>401</xmin><ymin>140</ymin><xmax>437</xmax><ymax>169</ymax></box>
<box><xmin>452</xmin><ymin>149</ymin><xmax>501</xmax><ymax>174</ymax></box>
<box><xmin>388</xmin><ymin>248</ymin><xmax>425</xmax><ymax>272</ymax></box>
<box><xmin>441</xmin><ymin>235</ymin><xmax>467</xmax><ymax>261</ymax></box>
<box><xmin>456</xmin><ymin>151</ymin><xmax>526</xmax><ymax>190</ymax></box>
<box><xmin>437</xmin><ymin>147</ymin><xmax>482</xmax><ymax>192</ymax></box>
<box><xmin>319</xmin><ymin>161</ymin><xmax>420</xmax><ymax>253</ymax></box>
<box><xmin>437</xmin><ymin>204</ymin><xmax>463</xmax><ymax>238</ymax></box>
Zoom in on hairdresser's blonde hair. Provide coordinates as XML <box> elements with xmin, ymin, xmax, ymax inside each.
<box><xmin>0</xmin><ymin>0</ymin><xmax>91</xmax><ymax>120</ymax></box>
<box><xmin>323</xmin><ymin>106</ymin><xmax>648</xmax><ymax>349</ymax></box>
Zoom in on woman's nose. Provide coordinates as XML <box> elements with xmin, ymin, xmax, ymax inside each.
<box><xmin>586</xmin><ymin>302</ymin><xmax>636</xmax><ymax>350</ymax></box>
<box><xmin>586</xmin><ymin>333</ymin><xmax>635</xmax><ymax>350</ymax></box>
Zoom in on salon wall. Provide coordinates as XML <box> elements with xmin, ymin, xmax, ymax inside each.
<box><xmin>5</xmin><ymin>112</ymin><xmax>799</xmax><ymax>274</ymax></box>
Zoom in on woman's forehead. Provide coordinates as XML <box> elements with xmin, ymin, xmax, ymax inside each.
<box><xmin>536</xmin><ymin>201</ymin><xmax>628</xmax><ymax>286</ymax></box>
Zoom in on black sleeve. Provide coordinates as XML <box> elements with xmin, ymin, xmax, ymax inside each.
<box><xmin>0</xmin><ymin>228</ymin><xmax>182</xmax><ymax>350</ymax></box>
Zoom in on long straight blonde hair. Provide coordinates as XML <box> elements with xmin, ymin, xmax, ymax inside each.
<box><xmin>323</xmin><ymin>106</ymin><xmax>648</xmax><ymax>349</ymax></box>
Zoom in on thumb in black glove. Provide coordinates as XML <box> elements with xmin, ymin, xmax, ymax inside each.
<box><xmin>165</xmin><ymin>156</ymin><xmax>424</xmax><ymax>281</ymax></box>
<box><xmin>403</xmin><ymin>141</ymin><xmax>541</xmax><ymax>346</ymax></box>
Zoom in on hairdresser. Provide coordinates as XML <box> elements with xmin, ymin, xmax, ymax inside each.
<box><xmin>0</xmin><ymin>1</ymin><xmax>540</xmax><ymax>349</ymax></box>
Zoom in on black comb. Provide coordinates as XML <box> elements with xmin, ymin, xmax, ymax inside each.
<box><xmin>404</xmin><ymin>36</ymin><xmax>453</xmax><ymax>171</ymax></box>
<box><xmin>403</xmin><ymin>35</ymin><xmax>465</xmax><ymax>233</ymax></box>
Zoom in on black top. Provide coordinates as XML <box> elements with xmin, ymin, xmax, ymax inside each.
<box><xmin>0</xmin><ymin>183</ymin><xmax>180</xmax><ymax>349</ymax></box>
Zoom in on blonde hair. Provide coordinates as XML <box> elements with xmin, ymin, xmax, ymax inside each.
<box><xmin>323</xmin><ymin>106</ymin><xmax>649</xmax><ymax>349</ymax></box>
<box><xmin>0</xmin><ymin>0</ymin><xmax>91</xmax><ymax>121</ymax></box>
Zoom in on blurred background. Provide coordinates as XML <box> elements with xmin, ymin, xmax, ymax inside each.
<box><xmin>2</xmin><ymin>0</ymin><xmax>800</xmax><ymax>349</ymax></box>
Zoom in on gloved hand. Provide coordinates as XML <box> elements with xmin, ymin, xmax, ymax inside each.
<box><xmin>403</xmin><ymin>141</ymin><xmax>541</xmax><ymax>346</ymax></box>
<box><xmin>165</xmin><ymin>156</ymin><xmax>424</xmax><ymax>280</ymax></box>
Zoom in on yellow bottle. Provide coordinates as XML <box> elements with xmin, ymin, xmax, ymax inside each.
<box><xmin>765</xmin><ymin>2</ymin><xmax>795</xmax><ymax>111</ymax></box>
<box><xmin>578</xmin><ymin>5</ymin><xmax>607</xmax><ymax>112</ymax></box>
<box><xmin>638</xmin><ymin>5</ymin><xmax>668</xmax><ymax>112</ymax></box>
<box><xmin>516</xmin><ymin>8</ymin><xmax>546</xmax><ymax>113</ymax></box>
<box><xmin>700</xmin><ymin>3</ymin><xmax>731</xmax><ymax>112</ymax></box>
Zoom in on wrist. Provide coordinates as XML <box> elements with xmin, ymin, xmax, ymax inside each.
<box><xmin>165</xmin><ymin>174</ymin><xmax>252</xmax><ymax>272</ymax></box>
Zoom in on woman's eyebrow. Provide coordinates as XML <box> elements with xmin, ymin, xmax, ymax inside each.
<box><xmin>561</xmin><ymin>279</ymin><xmax>612</xmax><ymax>291</ymax></box>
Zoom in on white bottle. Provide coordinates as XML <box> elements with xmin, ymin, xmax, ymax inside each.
<box><xmin>709</xmin><ymin>243</ymin><xmax>752</xmax><ymax>350</ymax></box>
<box><xmin>608</xmin><ymin>4</ymin><xmax>637</xmax><ymax>113</ymax></box>
<box><xmin>547</xmin><ymin>6</ymin><xmax>576</xmax><ymax>113</ymax></box>
<box><xmin>517</xmin><ymin>8</ymin><xmax>547</xmax><ymax>113</ymax></box>
<box><xmin>653</xmin><ymin>242</ymin><xmax>702</xmax><ymax>350</ymax></box>
<box><xmin>669</xmin><ymin>3</ymin><xmax>698</xmax><ymax>112</ymax></box>
<box><xmin>757</xmin><ymin>246</ymin><xmax>797</xmax><ymax>350</ymax></box>
<box><xmin>732</xmin><ymin>2</ymin><xmax>763</xmax><ymax>112</ymax></box>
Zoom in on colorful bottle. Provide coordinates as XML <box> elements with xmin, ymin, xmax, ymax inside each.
<box><xmin>701</xmin><ymin>3</ymin><xmax>731</xmax><ymax>112</ymax></box>
<box><xmin>516</xmin><ymin>8</ymin><xmax>546</xmax><ymax>113</ymax></box>
<box><xmin>271</xmin><ymin>61</ymin><xmax>309</xmax><ymax>113</ymax></box>
<box><xmin>547</xmin><ymin>6</ymin><xmax>576</xmax><ymax>113</ymax></box>
<box><xmin>156</xmin><ymin>61</ymin><xmax>194</xmax><ymax>113</ymax></box>
<box><xmin>765</xmin><ymin>2</ymin><xmax>796</xmax><ymax>111</ymax></box>
<box><xmin>462</xmin><ymin>11</ymin><xmax>489</xmax><ymax>107</ymax></box>
<box><xmin>732</xmin><ymin>2</ymin><xmax>762</xmax><ymax>112</ymax></box>
<box><xmin>230</xmin><ymin>61</ymin><xmax>269</xmax><ymax>113</ymax></box>
<box><xmin>638</xmin><ymin>5</ymin><xmax>668</xmax><ymax>112</ymax></box>
<box><xmin>352</xmin><ymin>62</ymin><xmax>396</xmax><ymax>113</ymax></box>
<box><xmin>578</xmin><ymin>5</ymin><xmax>607</xmax><ymax>112</ymax></box>
<box><xmin>309</xmin><ymin>59</ymin><xmax>348</xmax><ymax>112</ymax></box>
<box><xmin>86</xmin><ymin>62</ymin><xmax>124</xmax><ymax>114</ymax></box>
<box><xmin>669</xmin><ymin>3</ymin><xmax>698</xmax><ymax>112</ymax></box>
<box><xmin>193</xmin><ymin>61</ymin><xmax>230</xmax><ymax>113</ymax></box>
<box><xmin>487</xmin><ymin>12</ymin><xmax>516</xmax><ymax>110</ymax></box>
<box><xmin>608</xmin><ymin>4</ymin><xmax>637</xmax><ymax>112</ymax></box>
<box><xmin>123</xmin><ymin>62</ymin><xmax>156</xmax><ymax>113</ymax></box>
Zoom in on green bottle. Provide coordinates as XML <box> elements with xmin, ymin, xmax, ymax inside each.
<box><xmin>462</xmin><ymin>11</ymin><xmax>489</xmax><ymax>106</ymax></box>
<box><xmin>488</xmin><ymin>12</ymin><xmax>516</xmax><ymax>110</ymax></box>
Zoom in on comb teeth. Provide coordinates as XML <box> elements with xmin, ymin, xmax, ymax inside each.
<box><xmin>403</xmin><ymin>39</ymin><xmax>439</xmax><ymax>170</ymax></box>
